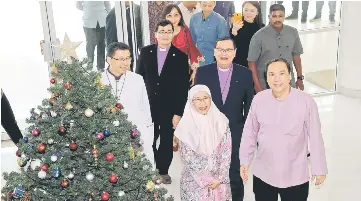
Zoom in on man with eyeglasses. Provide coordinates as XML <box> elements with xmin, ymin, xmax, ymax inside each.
<box><xmin>194</xmin><ymin>37</ymin><xmax>254</xmax><ymax>201</ymax></box>
<box><xmin>100</xmin><ymin>42</ymin><xmax>154</xmax><ymax>164</ymax></box>
<box><xmin>136</xmin><ymin>20</ymin><xmax>190</xmax><ymax>184</ymax></box>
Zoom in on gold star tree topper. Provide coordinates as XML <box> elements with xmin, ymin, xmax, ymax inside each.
<box><xmin>55</xmin><ymin>33</ymin><xmax>82</xmax><ymax>62</ymax></box>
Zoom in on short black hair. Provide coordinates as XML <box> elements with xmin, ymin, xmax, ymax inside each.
<box><xmin>155</xmin><ymin>20</ymin><xmax>174</xmax><ymax>32</ymax></box>
<box><xmin>265</xmin><ymin>58</ymin><xmax>291</xmax><ymax>74</ymax></box>
<box><xmin>214</xmin><ymin>37</ymin><xmax>236</xmax><ymax>49</ymax></box>
<box><xmin>269</xmin><ymin>4</ymin><xmax>285</xmax><ymax>14</ymax></box>
<box><xmin>106</xmin><ymin>42</ymin><xmax>130</xmax><ymax>57</ymax></box>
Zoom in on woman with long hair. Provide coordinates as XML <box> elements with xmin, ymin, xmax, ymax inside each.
<box><xmin>161</xmin><ymin>4</ymin><xmax>204</xmax><ymax>86</ymax></box>
<box><xmin>231</xmin><ymin>1</ymin><xmax>264</xmax><ymax>67</ymax></box>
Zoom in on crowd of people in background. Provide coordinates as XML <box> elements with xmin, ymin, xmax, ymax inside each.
<box><xmin>2</xmin><ymin>1</ymin><xmax>328</xmax><ymax>201</ymax></box>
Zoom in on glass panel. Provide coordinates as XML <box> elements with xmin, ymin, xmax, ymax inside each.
<box><xmin>282</xmin><ymin>1</ymin><xmax>342</xmax><ymax>31</ymax></box>
<box><xmin>0</xmin><ymin>1</ymin><xmax>49</xmax><ymax>133</ymax></box>
<box><xmin>298</xmin><ymin>30</ymin><xmax>339</xmax><ymax>94</ymax></box>
<box><xmin>52</xmin><ymin>1</ymin><xmax>115</xmax><ymax>71</ymax></box>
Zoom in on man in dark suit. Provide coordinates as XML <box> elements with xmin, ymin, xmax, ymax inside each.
<box><xmin>194</xmin><ymin>37</ymin><xmax>254</xmax><ymax>201</ymax></box>
<box><xmin>1</xmin><ymin>90</ymin><xmax>23</xmax><ymax>144</ymax></box>
<box><xmin>136</xmin><ymin>20</ymin><xmax>190</xmax><ymax>184</ymax></box>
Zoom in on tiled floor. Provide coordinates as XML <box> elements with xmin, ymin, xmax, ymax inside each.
<box><xmin>2</xmin><ymin>94</ymin><xmax>361</xmax><ymax>200</ymax></box>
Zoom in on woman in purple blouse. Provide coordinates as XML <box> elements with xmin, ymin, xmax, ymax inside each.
<box><xmin>239</xmin><ymin>58</ymin><xmax>328</xmax><ymax>201</ymax></box>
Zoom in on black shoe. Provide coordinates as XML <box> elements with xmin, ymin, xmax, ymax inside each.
<box><xmin>286</xmin><ymin>13</ymin><xmax>298</xmax><ymax>20</ymax></box>
<box><xmin>307</xmin><ymin>153</ymin><xmax>310</xmax><ymax>157</ymax></box>
<box><xmin>301</xmin><ymin>17</ymin><xmax>307</xmax><ymax>23</ymax></box>
<box><xmin>329</xmin><ymin>17</ymin><xmax>335</xmax><ymax>24</ymax></box>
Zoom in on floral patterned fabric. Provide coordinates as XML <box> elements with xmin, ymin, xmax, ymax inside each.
<box><xmin>179</xmin><ymin>128</ymin><xmax>232</xmax><ymax>201</ymax></box>
<box><xmin>148</xmin><ymin>1</ymin><xmax>173</xmax><ymax>44</ymax></box>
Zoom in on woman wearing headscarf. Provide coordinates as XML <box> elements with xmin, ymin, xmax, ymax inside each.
<box><xmin>174</xmin><ymin>85</ymin><xmax>232</xmax><ymax>201</ymax></box>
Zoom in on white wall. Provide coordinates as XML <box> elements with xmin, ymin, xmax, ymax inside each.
<box><xmin>337</xmin><ymin>1</ymin><xmax>361</xmax><ymax>98</ymax></box>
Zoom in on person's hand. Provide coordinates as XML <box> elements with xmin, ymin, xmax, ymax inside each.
<box><xmin>255</xmin><ymin>85</ymin><xmax>263</xmax><ymax>93</ymax></box>
<box><xmin>296</xmin><ymin>79</ymin><xmax>304</xmax><ymax>91</ymax></box>
<box><xmin>233</xmin><ymin>21</ymin><xmax>244</xmax><ymax>31</ymax></box>
<box><xmin>172</xmin><ymin>115</ymin><xmax>181</xmax><ymax>129</ymax></box>
<box><xmin>240</xmin><ymin>165</ymin><xmax>249</xmax><ymax>181</ymax></box>
<box><xmin>190</xmin><ymin>70</ymin><xmax>196</xmax><ymax>86</ymax></box>
<box><xmin>311</xmin><ymin>175</ymin><xmax>326</xmax><ymax>185</ymax></box>
<box><xmin>208</xmin><ymin>180</ymin><xmax>221</xmax><ymax>189</ymax></box>
<box><xmin>173</xmin><ymin>135</ymin><xmax>179</xmax><ymax>147</ymax></box>
<box><xmin>197</xmin><ymin>56</ymin><xmax>205</xmax><ymax>62</ymax></box>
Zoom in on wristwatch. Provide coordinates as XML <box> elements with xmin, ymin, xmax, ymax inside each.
<box><xmin>297</xmin><ymin>75</ymin><xmax>304</xmax><ymax>80</ymax></box>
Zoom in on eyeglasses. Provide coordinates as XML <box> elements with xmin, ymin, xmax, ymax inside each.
<box><xmin>111</xmin><ymin>57</ymin><xmax>132</xmax><ymax>62</ymax></box>
<box><xmin>192</xmin><ymin>97</ymin><xmax>210</xmax><ymax>104</ymax></box>
<box><xmin>157</xmin><ymin>31</ymin><xmax>174</xmax><ymax>35</ymax></box>
<box><xmin>215</xmin><ymin>48</ymin><xmax>235</xmax><ymax>53</ymax></box>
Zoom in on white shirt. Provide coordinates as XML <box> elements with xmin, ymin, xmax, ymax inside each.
<box><xmin>100</xmin><ymin>71</ymin><xmax>154</xmax><ymax>166</ymax></box>
<box><xmin>76</xmin><ymin>1</ymin><xmax>111</xmax><ymax>28</ymax></box>
<box><xmin>178</xmin><ymin>2</ymin><xmax>201</xmax><ymax>27</ymax></box>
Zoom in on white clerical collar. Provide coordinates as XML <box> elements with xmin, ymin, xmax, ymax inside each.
<box><xmin>217</xmin><ymin>64</ymin><xmax>233</xmax><ymax>72</ymax></box>
<box><xmin>158</xmin><ymin>46</ymin><xmax>169</xmax><ymax>52</ymax></box>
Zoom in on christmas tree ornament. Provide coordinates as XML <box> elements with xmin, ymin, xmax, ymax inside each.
<box><xmin>100</xmin><ymin>192</ymin><xmax>110</xmax><ymax>201</ymax></box>
<box><xmin>28</xmin><ymin>145</ymin><xmax>34</xmax><ymax>151</ymax></box>
<box><xmin>54</xmin><ymin>93</ymin><xmax>60</xmax><ymax>97</ymax></box>
<box><xmin>49</xmin><ymin>97</ymin><xmax>56</xmax><ymax>105</ymax></box>
<box><xmin>50</xmin><ymin>78</ymin><xmax>56</xmax><ymax>84</ymax></box>
<box><xmin>55</xmin><ymin>151</ymin><xmax>63</xmax><ymax>157</ymax></box>
<box><xmin>23</xmin><ymin>137</ymin><xmax>29</xmax><ymax>143</ymax></box>
<box><xmin>106</xmin><ymin>153</ymin><xmax>114</xmax><ymax>161</ymax></box>
<box><xmin>155</xmin><ymin>179</ymin><xmax>162</xmax><ymax>185</ymax></box>
<box><xmin>16</xmin><ymin>150</ymin><xmax>21</xmax><ymax>157</ymax></box>
<box><xmin>53</xmin><ymin>167</ymin><xmax>61</xmax><ymax>178</ymax></box>
<box><xmin>19</xmin><ymin>192</ymin><xmax>31</xmax><ymax>201</ymax></box>
<box><xmin>97</xmin><ymin>132</ymin><xmax>104</xmax><ymax>140</ymax></box>
<box><xmin>64</xmin><ymin>82</ymin><xmax>72</xmax><ymax>90</ymax></box>
<box><xmin>103</xmin><ymin>129</ymin><xmax>111</xmax><ymax>137</ymax></box>
<box><xmin>111</xmin><ymin>107</ymin><xmax>117</xmax><ymax>113</ymax></box>
<box><xmin>58</xmin><ymin>125</ymin><xmax>67</xmax><ymax>136</ymax></box>
<box><xmin>65</xmin><ymin>102</ymin><xmax>73</xmax><ymax>110</ymax></box>
<box><xmin>17</xmin><ymin>158</ymin><xmax>27</xmax><ymax>167</ymax></box>
<box><xmin>84</xmin><ymin>108</ymin><xmax>94</xmax><ymax>117</ymax></box>
<box><xmin>123</xmin><ymin>161</ymin><xmax>129</xmax><ymax>169</ymax></box>
<box><xmin>100</xmin><ymin>84</ymin><xmax>105</xmax><ymax>89</ymax></box>
<box><xmin>60</xmin><ymin>179</ymin><xmax>70</xmax><ymax>188</ymax></box>
<box><xmin>8</xmin><ymin>192</ymin><xmax>14</xmax><ymax>198</ymax></box>
<box><xmin>37</xmin><ymin>143</ymin><xmax>46</xmax><ymax>153</ymax></box>
<box><xmin>115</xmin><ymin>103</ymin><xmax>124</xmax><ymax>110</ymax></box>
<box><xmin>51</xmin><ymin>155</ymin><xmax>58</xmax><ymax>162</ymax></box>
<box><xmin>109</xmin><ymin>173</ymin><xmax>118</xmax><ymax>183</ymax></box>
<box><xmin>86</xmin><ymin>172</ymin><xmax>94</xmax><ymax>181</ymax></box>
<box><xmin>48</xmin><ymin>138</ymin><xmax>54</xmax><ymax>145</ymax></box>
<box><xmin>118</xmin><ymin>190</ymin><xmax>125</xmax><ymax>197</ymax></box>
<box><xmin>31</xmin><ymin>128</ymin><xmax>40</xmax><ymax>136</ymax></box>
<box><xmin>128</xmin><ymin>145</ymin><xmax>135</xmax><ymax>160</ymax></box>
<box><xmin>53</xmin><ymin>33</ymin><xmax>82</xmax><ymax>62</ymax></box>
<box><xmin>38</xmin><ymin>170</ymin><xmax>46</xmax><ymax>179</ymax></box>
<box><xmin>154</xmin><ymin>193</ymin><xmax>159</xmax><ymax>200</ymax></box>
<box><xmin>52</xmin><ymin>65</ymin><xmax>58</xmax><ymax>74</ymax></box>
<box><xmin>50</xmin><ymin>111</ymin><xmax>57</xmax><ymax>117</ymax></box>
<box><xmin>67</xmin><ymin>172</ymin><xmax>74</xmax><ymax>180</ymax></box>
<box><xmin>113</xmin><ymin>120</ymin><xmax>120</xmax><ymax>127</ymax></box>
<box><xmin>92</xmin><ymin>146</ymin><xmax>99</xmax><ymax>155</ymax></box>
<box><xmin>69</xmin><ymin>141</ymin><xmax>78</xmax><ymax>151</ymax></box>
<box><xmin>13</xmin><ymin>186</ymin><xmax>25</xmax><ymax>198</ymax></box>
<box><xmin>40</xmin><ymin>164</ymin><xmax>49</xmax><ymax>171</ymax></box>
<box><xmin>131</xmin><ymin>129</ymin><xmax>139</xmax><ymax>139</ymax></box>
<box><xmin>146</xmin><ymin>181</ymin><xmax>155</xmax><ymax>192</ymax></box>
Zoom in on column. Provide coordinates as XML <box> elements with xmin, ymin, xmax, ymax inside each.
<box><xmin>337</xmin><ymin>1</ymin><xmax>361</xmax><ymax>98</ymax></box>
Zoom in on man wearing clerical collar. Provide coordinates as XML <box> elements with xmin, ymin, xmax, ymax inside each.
<box><xmin>136</xmin><ymin>20</ymin><xmax>190</xmax><ymax>184</ymax></box>
<box><xmin>100</xmin><ymin>42</ymin><xmax>154</xmax><ymax>165</ymax></box>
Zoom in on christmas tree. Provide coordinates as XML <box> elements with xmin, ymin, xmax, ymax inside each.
<box><xmin>1</xmin><ymin>59</ymin><xmax>173</xmax><ymax>201</ymax></box>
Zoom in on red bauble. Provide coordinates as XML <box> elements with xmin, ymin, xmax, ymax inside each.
<box><xmin>60</xmin><ymin>178</ymin><xmax>70</xmax><ymax>188</ymax></box>
<box><xmin>50</xmin><ymin>78</ymin><xmax>56</xmax><ymax>84</ymax></box>
<box><xmin>8</xmin><ymin>192</ymin><xmax>13</xmax><ymax>198</ymax></box>
<box><xmin>106</xmin><ymin>153</ymin><xmax>114</xmax><ymax>161</ymax></box>
<box><xmin>37</xmin><ymin>143</ymin><xmax>46</xmax><ymax>153</ymax></box>
<box><xmin>31</xmin><ymin>128</ymin><xmax>40</xmax><ymax>136</ymax></box>
<box><xmin>97</xmin><ymin>132</ymin><xmax>104</xmax><ymax>140</ymax></box>
<box><xmin>173</xmin><ymin>145</ymin><xmax>178</xmax><ymax>152</ymax></box>
<box><xmin>101</xmin><ymin>192</ymin><xmax>110</xmax><ymax>201</ymax></box>
<box><xmin>115</xmin><ymin>103</ymin><xmax>123</xmax><ymax>109</ymax></box>
<box><xmin>69</xmin><ymin>142</ymin><xmax>78</xmax><ymax>151</ymax></box>
<box><xmin>109</xmin><ymin>173</ymin><xmax>118</xmax><ymax>183</ymax></box>
<box><xmin>40</xmin><ymin>164</ymin><xmax>49</xmax><ymax>171</ymax></box>
<box><xmin>16</xmin><ymin>150</ymin><xmax>21</xmax><ymax>157</ymax></box>
<box><xmin>64</xmin><ymin>82</ymin><xmax>72</xmax><ymax>90</ymax></box>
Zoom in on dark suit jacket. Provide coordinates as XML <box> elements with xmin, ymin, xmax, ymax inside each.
<box><xmin>136</xmin><ymin>44</ymin><xmax>190</xmax><ymax>123</ymax></box>
<box><xmin>195</xmin><ymin>63</ymin><xmax>254</xmax><ymax>140</ymax></box>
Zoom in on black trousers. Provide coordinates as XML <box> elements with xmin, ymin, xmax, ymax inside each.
<box><xmin>152</xmin><ymin>120</ymin><xmax>174</xmax><ymax>175</ymax></box>
<box><xmin>253</xmin><ymin>175</ymin><xmax>309</xmax><ymax>201</ymax></box>
<box><xmin>83</xmin><ymin>22</ymin><xmax>105</xmax><ymax>70</ymax></box>
<box><xmin>229</xmin><ymin>130</ymin><xmax>244</xmax><ymax>201</ymax></box>
<box><xmin>1</xmin><ymin>92</ymin><xmax>23</xmax><ymax>144</ymax></box>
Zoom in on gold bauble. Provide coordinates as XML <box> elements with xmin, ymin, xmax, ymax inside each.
<box><xmin>65</xmin><ymin>102</ymin><xmax>73</xmax><ymax>110</ymax></box>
